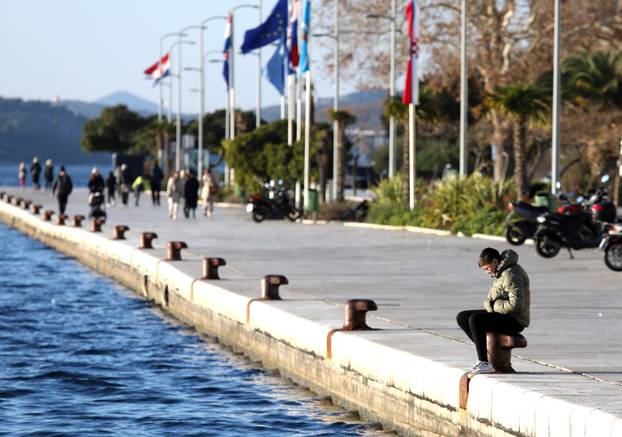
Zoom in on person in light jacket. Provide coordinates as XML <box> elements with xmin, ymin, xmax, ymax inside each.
<box><xmin>456</xmin><ymin>248</ymin><xmax>530</xmax><ymax>376</ymax></box>
<box><xmin>166</xmin><ymin>171</ymin><xmax>181</xmax><ymax>220</ymax></box>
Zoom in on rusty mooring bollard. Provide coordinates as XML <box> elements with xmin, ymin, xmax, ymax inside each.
<box><xmin>6</xmin><ymin>195</ymin><xmax>14</xmax><ymax>203</ymax></box>
<box><xmin>22</xmin><ymin>200</ymin><xmax>31</xmax><ymax>210</ymax></box>
<box><xmin>112</xmin><ymin>225</ymin><xmax>129</xmax><ymax>240</ymax></box>
<box><xmin>91</xmin><ymin>218</ymin><xmax>104</xmax><ymax>232</ymax></box>
<box><xmin>73</xmin><ymin>215</ymin><xmax>85</xmax><ymax>227</ymax></box>
<box><xmin>0</xmin><ymin>191</ymin><xmax>5</xmax><ymax>200</ymax></box>
<box><xmin>139</xmin><ymin>232</ymin><xmax>158</xmax><ymax>249</ymax></box>
<box><xmin>486</xmin><ymin>333</ymin><xmax>527</xmax><ymax>373</ymax></box>
<box><xmin>342</xmin><ymin>299</ymin><xmax>378</xmax><ymax>331</ymax></box>
<box><xmin>43</xmin><ymin>210</ymin><xmax>54</xmax><ymax>221</ymax></box>
<box><xmin>13</xmin><ymin>196</ymin><xmax>22</xmax><ymax>206</ymax></box>
<box><xmin>202</xmin><ymin>257</ymin><xmax>226</xmax><ymax>280</ymax></box>
<box><xmin>31</xmin><ymin>204</ymin><xmax>42</xmax><ymax>214</ymax></box>
<box><xmin>166</xmin><ymin>241</ymin><xmax>188</xmax><ymax>261</ymax></box>
<box><xmin>56</xmin><ymin>214</ymin><xmax>67</xmax><ymax>225</ymax></box>
<box><xmin>260</xmin><ymin>274</ymin><xmax>288</xmax><ymax>300</ymax></box>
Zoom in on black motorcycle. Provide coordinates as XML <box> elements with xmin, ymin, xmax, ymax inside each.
<box><xmin>533</xmin><ymin>211</ymin><xmax>604</xmax><ymax>258</ymax></box>
<box><xmin>247</xmin><ymin>183</ymin><xmax>300</xmax><ymax>223</ymax></box>
<box><xmin>600</xmin><ymin>227</ymin><xmax>622</xmax><ymax>271</ymax></box>
<box><xmin>505</xmin><ymin>201</ymin><xmax>549</xmax><ymax>245</ymax></box>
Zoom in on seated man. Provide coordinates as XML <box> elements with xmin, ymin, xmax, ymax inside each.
<box><xmin>457</xmin><ymin>248</ymin><xmax>531</xmax><ymax>375</ymax></box>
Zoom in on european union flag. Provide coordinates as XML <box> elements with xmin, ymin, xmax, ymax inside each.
<box><xmin>240</xmin><ymin>0</ymin><xmax>287</xmax><ymax>54</ymax></box>
<box><xmin>265</xmin><ymin>38</ymin><xmax>286</xmax><ymax>94</ymax></box>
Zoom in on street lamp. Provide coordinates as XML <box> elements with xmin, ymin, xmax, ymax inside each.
<box><xmin>551</xmin><ymin>0</ymin><xmax>561</xmax><ymax>195</ymax></box>
<box><xmin>366</xmin><ymin>0</ymin><xmax>397</xmax><ymax>179</ymax></box>
<box><xmin>229</xmin><ymin>4</ymin><xmax>260</xmax><ymax>141</ymax></box>
<box><xmin>173</xmin><ymin>27</ymin><xmax>197</xmax><ymax>171</ymax></box>
<box><xmin>159</xmin><ymin>32</ymin><xmax>178</xmax><ymax>123</ymax></box>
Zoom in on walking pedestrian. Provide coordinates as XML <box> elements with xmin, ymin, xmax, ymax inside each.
<box><xmin>118</xmin><ymin>164</ymin><xmax>131</xmax><ymax>206</ymax></box>
<box><xmin>87</xmin><ymin>167</ymin><xmax>105</xmax><ymax>193</ymax></box>
<box><xmin>52</xmin><ymin>166</ymin><xmax>73</xmax><ymax>215</ymax></box>
<box><xmin>183</xmin><ymin>170</ymin><xmax>200</xmax><ymax>218</ymax></box>
<box><xmin>30</xmin><ymin>157</ymin><xmax>42</xmax><ymax>189</ymax></box>
<box><xmin>106</xmin><ymin>170</ymin><xmax>116</xmax><ymax>206</ymax></box>
<box><xmin>131</xmin><ymin>174</ymin><xmax>146</xmax><ymax>207</ymax></box>
<box><xmin>18</xmin><ymin>162</ymin><xmax>27</xmax><ymax>189</ymax></box>
<box><xmin>149</xmin><ymin>161</ymin><xmax>164</xmax><ymax>206</ymax></box>
<box><xmin>456</xmin><ymin>248</ymin><xmax>531</xmax><ymax>376</ymax></box>
<box><xmin>200</xmin><ymin>168</ymin><xmax>217</xmax><ymax>218</ymax></box>
<box><xmin>44</xmin><ymin>159</ymin><xmax>54</xmax><ymax>190</ymax></box>
<box><xmin>165</xmin><ymin>171</ymin><xmax>181</xmax><ymax>219</ymax></box>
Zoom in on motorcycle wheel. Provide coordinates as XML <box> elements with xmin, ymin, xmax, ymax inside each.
<box><xmin>287</xmin><ymin>209</ymin><xmax>301</xmax><ymax>222</ymax></box>
<box><xmin>252</xmin><ymin>208</ymin><xmax>266</xmax><ymax>223</ymax></box>
<box><xmin>604</xmin><ymin>243</ymin><xmax>622</xmax><ymax>271</ymax></box>
<box><xmin>505</xmin><ymin>225</ymin><xmax>527</xmax><ymax>246</ymax></box>
<box><xmin>535</xmin><ymin>233</ymin><xmax>562</xmax><ymax>258</ymax></box>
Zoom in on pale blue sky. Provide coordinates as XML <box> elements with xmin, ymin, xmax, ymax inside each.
<box><xmin>0</xmin><ymin>0</ymin><xmax>345</xmax><ymax>113</ymax></box>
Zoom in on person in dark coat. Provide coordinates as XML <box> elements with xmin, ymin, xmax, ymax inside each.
<box><xmin>118</xmin><ymin>164</ymin><xmax>131</xmax><ymax>206</ymax></box>
<box><xmin>44</xmin><ymin>159</ymin><xmax>54</xmax><ymax>190</ymax></box>
<box><xmin>52</xmin><ymin>166</ymin><xmax>73</xmax><ymax>215</ymax></box>
<box><xmin>149</xmin><ymin>161</ymin><xmax>164</xmax><ymax>206</ymax></box>
<box><xmin>87</xmin><ymin>167</ymin><xmax>105</xmax><ymax>193</ymax></box>
<box><xmin>183</xmin><ymin>171</ymin><xmax>200</xmax><ymax>218</ymax></box>
<box><xmin>106</xmin><ymin>171</ymin><xmax>116</xmax><ymax>206</ymax></box>
<box><xmin>30</xmin><ymin>157</ymin><xmax>42</xmax><ymax>189</ymax></box>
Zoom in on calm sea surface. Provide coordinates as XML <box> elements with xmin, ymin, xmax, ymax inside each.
<box><xmin>0</xmin><ymin>223</ymin><xmax>386</xmax><ymax>436</ymax></box>
<box><xmin>0</xmin><ymin>164</ymin><xmax>106</xmax><ymax>188</ymax></box>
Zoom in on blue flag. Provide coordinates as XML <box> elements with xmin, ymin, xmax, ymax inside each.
<box><xmin>298</xmin><ymin>0</ymin><xmax>311</xmax><ymax>73</ymax></box>
<box><xmin>240</xmin><ymin>0</ymin><xmax>287</xmax><ymax>54</ymax></box>
<box><xmin>265</xmin><ymin>39</ymin><xmax>286</xmax><ymax>94</ymax></box>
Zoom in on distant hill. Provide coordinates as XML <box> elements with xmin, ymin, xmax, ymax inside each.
<box><xmin>95</xmin><ymin>91</ymin><xmax>159</xmax><ymax>115</ymax></box>
<box><xmin>261</xmin><ymin>89</ymin><xmax>387</xmax><ymax>131</ymax></box>
<box><xmin>0</xmin><ymin>98</ymin><xmax>108</xmax><ymax>164</ymax></box>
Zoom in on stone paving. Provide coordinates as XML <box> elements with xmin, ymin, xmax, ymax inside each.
<box><xmin>5</xmin><ymin>186</ymin><xmax>622</xmax><ymax>414</ymax></box>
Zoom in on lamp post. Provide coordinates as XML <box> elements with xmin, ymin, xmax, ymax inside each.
<box><xmin>551</xmin><ymin>0</ymin><xmax>561</xmax><ymax>195</ymax></box>
<box><xmin>159</xmin><ymin>32</ymin><xmax>178</xmax><ymax>123</ymax></box>
<box><xmin>459</xmin><ymin>0</ymin><xmax>468</xmax><ymax>178</ymax></box>
<box><xmin>175</xmin><ymin>27</ymin><xmax>197</xmax><ymax>171</ymax></box>
<box><xmin>197</xmin><ymin>17</ymin><xmax>227</xmax><ymax>177</ymax></box>
<box><xmin>366</xmin><ymin>3</ymin><xmax>396</xmax><ymax>179</ymax></box>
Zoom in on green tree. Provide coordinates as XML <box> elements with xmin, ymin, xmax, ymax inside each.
<box><xmin>81</xmin><ymin>105</ymin><xmax>146</xmax><ymax>153</ymax></box>
<box><xmin>563</xmin><ymin>51</ymin><xmax>622</xmax><ymax>109</ymax></box>
<box><xmin>224</xmin><ymin>120</ymin><xmax>301</xmax><ymax>193</ymax></box>
<box><xmin>488</xmin><ymin>84</ymin><xmax>550</xmax><ymax>199</ymax></box>
<box><xmin>328</xmin><ymin>110</ymin><xmax>356</xmax><ymax>201</ymax></box>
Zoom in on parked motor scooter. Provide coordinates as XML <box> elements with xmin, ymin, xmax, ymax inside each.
<box><xmin>599</xmin><ymin>225</ymin><xmax>622</xmax><ymax>271</ymax></box>
<box><xmin>533</xmin><ymin>211</ymin><xmax>605</xmax><ymax>259</ymax></box>
<box><xmin>246</xmin><ymin>180</ymin><xmax>301</xmax><ymax>223</ymax></box>
<box><xmin>505</xmin><ymin>201</ymin><xmax>550</xmax><ymax>245</ymax></box>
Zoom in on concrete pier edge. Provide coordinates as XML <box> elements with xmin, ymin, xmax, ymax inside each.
<box><xmin>1</xmin><ymin>200</ymin><xmax>619</xmax><ymax>437</ymax></box>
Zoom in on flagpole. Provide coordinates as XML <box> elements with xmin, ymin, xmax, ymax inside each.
<box><xmin>332</xmin><ymin>0</ymin><xmax>340</xmax><ymax>201</ymax></box>
<box><xmin>409</xmin><ymin>103</ymin><xmax>416</xmax><ymax>209</ymax></box>
<box><xmin>257</xmin><ymin>0</ymin><xmax>263</xmax><ymax>128</ymax></box>
<box><xmin>304</xmin><ymin>70</ymin><xmax>311</xmax><ymax>211</ymax></box>
<box><xmin>459</xmin><ymin>0</ymin><xmax>468</xmax><ymax>178</ymax></box>
<box><xmin>295</xmin><ymin>0</ymin><xmax>303</xmax><ymax>143</ymax></box>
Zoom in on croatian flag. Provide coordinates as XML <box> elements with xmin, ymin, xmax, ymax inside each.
<box><xmin>143</xmin><ymin>53</ymin><xmax>171</xmax><ymax>85</ymax></box>
<box><xmin>402</xmin><ymin>0</ymin><xmax>420</xmax><ymax>105</ymax></box>
<box><xmin>287</xmin><ymin>0</ymin><xmax>299</xmax><ymax>72</ymax></box>
<box><xmin>223</xmin><ymin>14</ymin><xmax>232</xmax><ymax>89</ymax></box>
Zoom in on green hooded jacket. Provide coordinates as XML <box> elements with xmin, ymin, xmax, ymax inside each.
<box><xmin>484</xmin><ymin>249</ymin><xmax>530</xmax><ymax>327</ymax></box>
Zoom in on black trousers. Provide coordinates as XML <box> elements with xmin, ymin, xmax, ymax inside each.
<box><xmin>456</xmin><ymin>310</ymin><xmax>524</xmax><ymax>361</ymax></box>
<box><xmin>57</xmin><ymin>194</ymin><xmax>68</xmax><ymax>215</ymax></box>
<box><xmin>151</xmin><ymin>189</ymin><xmax>160</xmax><ymax>205</ymax></box>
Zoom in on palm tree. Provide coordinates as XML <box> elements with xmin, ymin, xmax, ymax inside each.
<box><xmin>488</xmin><ymin>84</ymin><xmax>550</xmax><ymax>199</ymax></box>
<box><xmin>328</xmin><ymin>110</ymin><xmax>356</xmax><ymax>201</ymax></box>
<box><xmin>563</xmin><ymin>51</ymin><xmax>622</xmax><ymax>109</ymax></box>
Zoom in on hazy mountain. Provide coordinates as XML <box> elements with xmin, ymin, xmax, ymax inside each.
<box><xmin>95</xmin><ymin>91</ymin><xmax>159</xmax><ymax>114</ymax></box>
<box><xmin>0</xmin><ymin>97</ymin><xmax>108</xmax><ymax>164</ymax></box>
<box><xmin>261</xmin><ymin>89</ymin><xmax>387</xmax><ymax>131</ymax></box>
